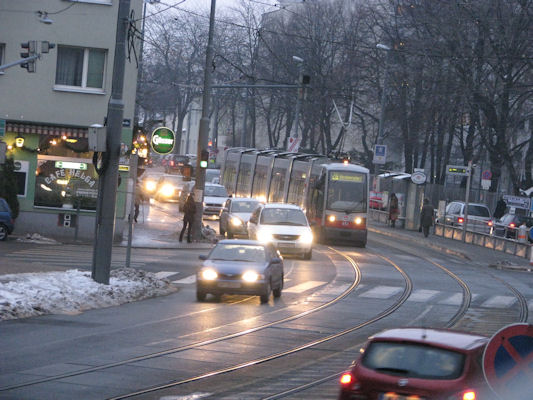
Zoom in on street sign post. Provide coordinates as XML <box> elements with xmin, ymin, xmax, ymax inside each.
<box><xmin>482</xmin><ymin>323</ymin><xmax>533</xmax><ymax>399</ymax></box>
<box><xmin>287</xmin><ymin>136</ymin><xmax>301</xmax><ymax>153</ymax></box>
<box><xmin>411</xmin><ymin>171</ymin><xmax>426</xmax><ymax>185</ymax></box>
<box><xmin>373</xmin><ymin>144</ymin><xmax>387</xmax><ymax>164</ymax></box>
<box><xmin>503</xmin><ymin>195</ymin><xmax>531</xmax><ymax>210</ymax></box>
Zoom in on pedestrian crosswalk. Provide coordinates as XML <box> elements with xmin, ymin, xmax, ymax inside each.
<box><xmin>4</xmin><ymin>245</ymin><xmax>145</xmax><ymax>269</ymax></box>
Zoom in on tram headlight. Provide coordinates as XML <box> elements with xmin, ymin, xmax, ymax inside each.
<box><xmin>354</xmin><ymin>217</ymin><xmax>363</xmax><ymax>225</ymax></box>
<box><xmin>328</xmin><ymin>215</ymin><xmax>336</xmax><ymax>222</ymax></box>
<box><xmin>257</xmin><ymin>229</ymin><xmax>273</xmax><ymax>243</ymax></box>
<box><xmin>298</xmin><ymin>230</ymin><xmax>314</xmax><ymax>244</ymax></box>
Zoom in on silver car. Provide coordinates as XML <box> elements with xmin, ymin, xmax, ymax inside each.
<box><xmin>219</xmin><ymin>198</ymin><xmax>261</xmax><ymax>238</ymax></box>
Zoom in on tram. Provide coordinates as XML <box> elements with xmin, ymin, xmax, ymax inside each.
<box><xmin>220</xmin><ymin>148</ymin><xmax>369</xmax><ymax>247</ymax></box>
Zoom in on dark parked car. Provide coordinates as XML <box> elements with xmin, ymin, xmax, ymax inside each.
<box><xmin>493</xmin><ymin>213</ymin><xmax>533</xmax><ymax>241</ymax></box>
<box><xmin>338</xmin><ymin>327</ymin><xmax>495</xmax><ymax>400</ymax></box>
<box><xmin>0</xmin><ymin>198</ymin><xmax>15</xmax><ymax>241</ymax></box>
<box><xmin>196</xmin><ymin>239</ymin><xmax>284</xmax><ymax>304</ymax></box>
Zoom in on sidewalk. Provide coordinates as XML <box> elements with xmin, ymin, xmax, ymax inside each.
<box><xmin>369</xmin><ymin>221</ymin><xmax>533</xmax><ymax>273</ymax></box>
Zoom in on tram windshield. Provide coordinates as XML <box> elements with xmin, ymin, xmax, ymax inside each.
<box><xmin>326</xmin><ymin>171</ymin><xmax>367</xmax><ymax>213</ymax></box>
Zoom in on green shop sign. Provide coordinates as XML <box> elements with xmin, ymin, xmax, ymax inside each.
<box><xmin>150</xmin><ymin>127</ymin><xmax>175</xmax><ymax>154</ymax></box>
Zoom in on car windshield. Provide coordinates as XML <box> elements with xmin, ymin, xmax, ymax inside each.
<box><xmin>208</xmin><ymin>244</ymin><xmax>266</xmax><ymax>262</ymax></box>
<box><xmin>232</xmin><ymin>201</ymin><xmax>259</xmax><ymax>213</ymax></box>
<box><xmin>467</xmin><ymin>205</ymin><xmax>490</xmax><ymax>217</ymax></box>
<box><xmin>260</xmin><ymin>208</ymin><xmax>308</xmax><ymax>226</ymax></box>
<box><xmin>362</xmin><ymin>341</ymin><xmax>465</xmax><ymax>380</ymax></box>
<box><xmin>205</xmin><ymin>186</ymin><xmax>228</xmax><ymax>197</ymax></box>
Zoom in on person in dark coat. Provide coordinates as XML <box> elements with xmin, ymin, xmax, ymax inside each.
<box><xmin>180</xmin><ymin>193</ymin><xmax>196</xmax><ymax>243</ymax></box>
<box><xmin>420</xmin><ymin>198</ymin><xmax>434</xmax><ymax>237</ymax></box>
<box><xmin>388</xmin><ymin>193</ymin><xmax>399</xmax><ymax>228</ymax></box>
<box><xmin>493</xmin><ymin>197</ymin><xmax>506</xmax><ymax>220</ymax></box>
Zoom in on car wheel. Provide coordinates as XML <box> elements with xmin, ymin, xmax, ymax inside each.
<box><xmin>260</xmin><ymin>281</ymin><xmax>271</xmax><ymax>304</ymax></box>
<box><xmin>0</xmin><ymin>224</ymin><xmax>7</xmax><ymax>241</ymax></box>
<box><xmin>303</xmin><ymin>249</ymin><xmax>312</xmax><ymax>260</ymax></box>
<box><xmin>196</xmin><ymin>289</ymin><xmax>206</xmax><ymax>302</ymax></box>
<box><xmin>273</xmin><ymin>275</ymin><xmax>283</xmax><ymax>298</ymax></box>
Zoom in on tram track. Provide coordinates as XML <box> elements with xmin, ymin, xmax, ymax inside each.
<box><xmin>1</xmin><ymin>243</ymin><xmax>528</xmax><ymax>400</ymax></box>
<box><xmin>248</xmin><ymin>244</ymin><xmax>530</xmax><ymax>400</ymax></box>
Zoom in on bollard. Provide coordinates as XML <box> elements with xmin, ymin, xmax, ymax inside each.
<box><xmin>517</xmin><ymin>224</ymin><xmax>527</xmax><ymax>243</ymax></box>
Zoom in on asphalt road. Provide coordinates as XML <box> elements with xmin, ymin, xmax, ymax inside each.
<box><xmin>0</xmin><ymin>199</ymin><xmax>532</xmax><ymax>400</ymax></box>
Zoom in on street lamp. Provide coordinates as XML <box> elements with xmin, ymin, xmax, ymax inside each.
<box><xmin>292</xmin><ymin>56</ymin><xmax>304</xmax><ymax>140</ymax></box>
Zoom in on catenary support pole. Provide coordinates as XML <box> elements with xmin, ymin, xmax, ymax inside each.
<box><xmin>92</xmin><ymin>0</ymin><xmax>130</xmax><ymax>284</ymax></box>
<box><xmin>192</xmin><ymin>0</ymin><xmax>216</xmax><ymax>241</ymax></box>
<box><xmin>462</xmin><ymin>160</ymin><xmax>473</xmax><ymax>242</ymax></box>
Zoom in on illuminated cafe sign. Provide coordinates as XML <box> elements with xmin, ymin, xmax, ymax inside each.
<box><xmin>45</xmin><ymin>168</ymin><xmax>96</xmax><ymax>187</ymax></box>
<box><xmin>55</xmin><ymin>161</ymin><xmax>88</xmax><ymax>170</ymax></box>
<box><xmin>331</xmin><ymin>172</ymin><xmax>364</xmax><ymax>182</ymax></box>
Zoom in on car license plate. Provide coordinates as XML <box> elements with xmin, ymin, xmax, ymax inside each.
<box><xmin>218</xmin><ymin>282</ymin><xmax>241</xmax><ymax>288</ymax></box>
<box><xmin>379</xmin><ymin>393</ymin><xmax>424</xmax><ymax>400</ymax></box>
<box><xmin>279</xmin><ymin>242</ymin><xmax>295</xmax><ymax>248</ymax></box>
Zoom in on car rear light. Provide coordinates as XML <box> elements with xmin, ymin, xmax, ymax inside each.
<box><xmin>458</xmin><ymin>217</ymin><xmax>464</xmax><ymax>223</ymax></box>
<box><xmin>509</xmin><ymin>222</ymin><xmax>516</xmax><ymax>228</ymax></box>
<box><xmin>461</xmin><ymin>390</ymin><xmax>476</xmax><ymax>400</ymax></box>
<box><xmin>487</xmin><ymin>220</ymin><xmax>493</xmax><ymax>226</ymax></box>
<box><xmin>339</xmin><ymin>372</ymin><xmax>353</xmax><ymax>386</ymax></box>
<box><xmin>170</xmin><ymin>160</ymin><xmax>175</xmax><ymax>166</ymax></box>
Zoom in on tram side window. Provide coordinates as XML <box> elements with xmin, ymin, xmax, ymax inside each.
<box><xmin>252</xmin><ymin>162</ymin><xmax>268</xmax><ymax>201</ymax></box>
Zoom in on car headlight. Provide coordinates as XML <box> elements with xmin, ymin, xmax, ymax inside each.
<box><xmin>161</xmin><ymin>184</ymin><xmax>174</xmax><ymax>197</ymax></box>
<box><xmin>257</xmin><ymin>229</ymin><xmax>273</xmax><ymax>243</ymax></box>
<box><xmin>298</xmin><ymin>230</ymin><xmax>313</xmax><ymax>244</ymax></box>
<box><xmin>242</xmin><ymin>271</ymin><xmax>260</xmax><ymax>282</ymax></box>
<box><xmin>231</xmin><ymin>216</ymin><xmax>243</xmax><ymax>226</ymax></box>
<box><xmin>145</xmin><ymin>181</ymin><xmax>157</xmax><ymax>192</ymax></box>
<box><xmin>201</xmin><ymin>269</ymin><xmax>218</xmax><ymax>280</ymax></box>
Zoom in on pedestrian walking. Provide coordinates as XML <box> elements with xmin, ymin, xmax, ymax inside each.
<box><xmin>180</xmin><ymin>192</ymin><xmax>196</xmax><ymax>243</ymax></box>
<box><xmin>389</xmin><ymin>193</ymin><xmax>399</xmax><ymax>228</ymax></box>
<box><xmin>493</xmin><ymin>197</ymin><xmax>506</xmax><ymax>220</ymax></box>
<box><xmin>420</xmin><ymin>198</ymin><xmax>434</xmax><ymax>237</ymax></box>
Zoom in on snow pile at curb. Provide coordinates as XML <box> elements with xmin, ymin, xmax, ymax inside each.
<box><xmin>0</xmin><ymin>268</ymin><xmax>177</xmax><ymax>321</ymax></box>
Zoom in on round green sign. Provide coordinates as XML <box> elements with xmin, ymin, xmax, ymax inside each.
<box><xmin>150</xmin><ymin>127</ymin><xmax>175</xmax><ymax>154</ymax></box>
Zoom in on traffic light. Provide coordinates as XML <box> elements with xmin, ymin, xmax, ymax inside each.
<box><xmin>301</xmin><ymin>74</ymin><xmax>311</xmax><ymax>85</ymax></box>
<box><xmin>20</xmin><ymin>41</ymin><xmax>37</xmax><ymax>72</ymax></box>
<box><xmin>200</xmin><ymin>149</ymin><xmax>209</xmax><ymax>168</ymax></box>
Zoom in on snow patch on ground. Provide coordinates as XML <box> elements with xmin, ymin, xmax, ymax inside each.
<box><xmin>0</xmin><ymin>268</ymin><xmax>176</xmax><ymax>321</ymax></box>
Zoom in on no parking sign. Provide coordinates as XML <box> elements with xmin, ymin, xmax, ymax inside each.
<box><xmin>482</xmin><ymin>323</ymin><xmax>533</xmax><ymax>399</ymax></box>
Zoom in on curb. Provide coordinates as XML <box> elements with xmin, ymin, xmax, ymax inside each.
<box><xmin>369</xmin><ymin>226</ymin><xmax>533</xmax><ymax>272</ymax></box>
<box><xmin>368</xmin><ymin>226</ymin><xmax>472</xmax><ymax>261</ymax></box>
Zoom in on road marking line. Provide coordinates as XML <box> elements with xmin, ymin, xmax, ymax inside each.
<box><xmin>173</xmin><ymin>275</ymin><xmax>196</xmax><ymax>284</ymax></box>
<box><xmin>155</xmin><ymin>271</ymin><xmax>179</xmax><ymax>279</ymax></box>
<box><xmin>481</xmin><ymin>296</ymin><xmax>516</xmax><ymax>308</ymax></box>
<box><xmin>439</xmin><ymin>293</ymin><xmax>479</xmax><ymax>305</ymax></box>
<box><xmin>407</xmin><ymin>289</ymin><xmax>440</xmax><ymax>302</ymax></box>
<box><xmin>284</xmin><ymin>281</ymin><xmax>326</xmax><ymax>293</ymax></box>
<box><xmin>359</xmin><ymin>285</ymin><xmax>402</xmax><ymax>298</ymax></box>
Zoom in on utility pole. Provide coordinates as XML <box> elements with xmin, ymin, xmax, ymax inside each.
<box><xmin>192</xmin><ymin>0</ymin><xmax>216</xmax><ymax>241</ymax></box>
<box><xmin>92</xmin><ymin>0</ymin><xmax>130</xmax><ymax>284</ymax></box>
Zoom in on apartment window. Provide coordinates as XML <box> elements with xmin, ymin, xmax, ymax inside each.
<box><xmin>55</xmin><ymin>46</ymin><xmax>106</xmax><ymax>91</ymax></box>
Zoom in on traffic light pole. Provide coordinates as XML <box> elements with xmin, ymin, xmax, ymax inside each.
<box><xmin>192</xmin><ymin>0</ymin><xmax>216</xmax><ymax>241</ymax></box>
<box><xmin>92</xmin><ymin>0</ymin><xmax>130</xmax><ymax>284</ymax></box>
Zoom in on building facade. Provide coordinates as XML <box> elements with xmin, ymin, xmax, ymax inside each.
<box><xmin>0</xmin><ymin>0</ymin><xmax>143</xmax><ymax>241</ymax></box>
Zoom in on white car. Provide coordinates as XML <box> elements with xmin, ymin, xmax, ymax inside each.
<box><xmin>203</xmin><ymin>183</ymin><xmax>228</xmax><ymax>218</ymax></box>
<box><xmin>219</xmin><ymin>197</ymin><xmax>262</xmax><ymax>238</ymax></box>
<box><xmin>247</xmin><ymin>203</ymin><xmax>313</xmax><ymax>259</ymax></box>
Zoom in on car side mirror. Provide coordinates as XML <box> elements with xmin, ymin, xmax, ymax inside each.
<box><xmin>199</xmin><ymin>255</ymin><xmax>207</xmax><ymax>260</ymax></box>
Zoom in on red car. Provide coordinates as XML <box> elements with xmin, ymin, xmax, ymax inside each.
<box><xmin>338</xmin><ymin>328</ymin><xmax>495</xmax><ymax>400</ymax></box>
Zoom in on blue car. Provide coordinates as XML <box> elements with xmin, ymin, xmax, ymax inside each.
<box><xmin>0</xmin><ymin>198</ymin><xmax>15</xmax><ymax>241</ymax></box>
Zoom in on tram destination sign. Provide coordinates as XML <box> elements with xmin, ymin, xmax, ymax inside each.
<box><xmin>446</xmin><ymin>164</ymin><xmax>470</xmax><ymax>176</ymax></box>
